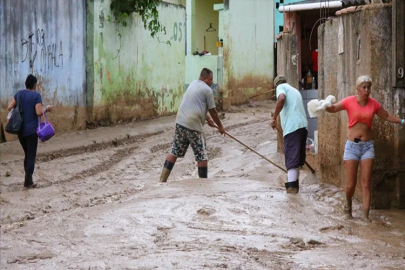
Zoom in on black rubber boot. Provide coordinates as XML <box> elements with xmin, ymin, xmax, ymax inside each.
<box><xmin>24</xmin><ymin>175</ymin><xmax>33</xmax><ymax>187</ymax></box>
<box><xmin>160</xmin><ymin>160</ymin><xmax>174</xmax><ymax>182</ymax></box>
<box><xmin>24</xmin><ymin>175</ymin><xmax>37</xmax><ymax>189</ymax></box>
<box><xmin>285</xmin><ymin>180</ymin><xmax>299</xmax><ymax>194</ymax></box>
<box><xmin>198</xmin><ymin>167</ymin><xmax>207</xmax><ymax>178</ymax></box>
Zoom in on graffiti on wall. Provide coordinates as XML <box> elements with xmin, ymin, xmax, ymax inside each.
<box><xmin>21</xmin><ymin>29</ymin><xmax>64</xmax><ymax>72</ymax></box>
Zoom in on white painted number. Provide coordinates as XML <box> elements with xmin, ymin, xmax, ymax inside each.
<box><xmin>398</xmin><ymin>67</ymin><xmax>404</xmax><ymax>79</ymax></box>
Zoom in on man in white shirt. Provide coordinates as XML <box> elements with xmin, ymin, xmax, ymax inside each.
<box><xmin>160</xmin><ymin>68</ymin><xmax>225</xmax><ymax>182</ymax></box>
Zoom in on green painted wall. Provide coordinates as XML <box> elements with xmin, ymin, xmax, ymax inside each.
<box><xmin>222</xmin><ymin>0</ymin><xmax>275</xmax><ymax>108</ymax></box>
<box><xmin>185</xmin><ymin>55</ymin><xmax>218</xmax><ymax>86</ymax></box>
<box><xmin>89</xmin><ymin>0</ymin><xmax>186</xmax><ymax>123</ymax></box>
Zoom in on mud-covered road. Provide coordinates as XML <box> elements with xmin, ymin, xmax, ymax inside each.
<box><xmin>1</xmin><ymin>101</ymin><xmax>404</xmax><ymax>269</ymax></box>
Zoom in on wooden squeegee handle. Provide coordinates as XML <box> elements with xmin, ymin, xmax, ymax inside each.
<box><xmin>214</xmin><ymin>125</ymin><xmax>287</xmax><ymax>173</ymax></box>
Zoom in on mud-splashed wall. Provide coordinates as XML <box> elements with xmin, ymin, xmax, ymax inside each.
<box><xmin>221</xmin><ymin>0</ymin><xmax>275</xmax><ymax>109</ymax></box>
<box><xmin>0</xmin><ymin>0</ymin><xmax>86</xmax><ymax>140</ymax></box>
<box><xmin>87</xmin><ymin>0</ymin><xmax>186</xmax><ymax>124</ymax></box>
<box><xmin>318</xmin><ymin>4</ymin><xmax>404</xmax><ymax>208</ymax></box>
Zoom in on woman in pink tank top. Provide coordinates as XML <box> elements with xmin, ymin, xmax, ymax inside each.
<box><xmin>325</xmin><ymin>75</ymin><xmax>404</xmax><ymax>221</ymax></box>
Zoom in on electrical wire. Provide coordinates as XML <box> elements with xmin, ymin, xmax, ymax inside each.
<box><xmin>309</xmin><ymin>18</ymin><xmax>324</xmax><ymax>51</ymax></box>
<box><xmin>310</xmin><ymin>0</ymin><xmax>332</xmax><ymax>51</ymax></box>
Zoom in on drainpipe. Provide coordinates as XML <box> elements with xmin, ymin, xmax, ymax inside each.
<box><xmin>279</xmin><ymin>1</ymin><xmax>342</xmax><ymax>13</ymax></box>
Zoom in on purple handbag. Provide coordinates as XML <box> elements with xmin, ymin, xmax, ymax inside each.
<box><xmin>37</xmin><ymin>111</ymin><xmax>55</xmax><ymax>142</ymax></box>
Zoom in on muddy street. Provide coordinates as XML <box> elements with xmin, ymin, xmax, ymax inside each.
<box><xmin>1</xmin><ymin>101</ymin><xmax>404</xmax><ymax>269</ymax></box>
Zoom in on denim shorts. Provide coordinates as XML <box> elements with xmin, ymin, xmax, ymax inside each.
<box><xmin>343</xmin><ymin>140</ymin><xmax>375</xmax><ymax>161</ymax></box>
<box><xmin>170</xmin><ymin>124</ymin><xmax>207</xmax><ymax>162</ymax></box>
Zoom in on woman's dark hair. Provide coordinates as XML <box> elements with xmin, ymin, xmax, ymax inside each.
<box><xmin>25</xmin><ymin>74</ymin><xmax>37</xmax><ymax>89</ymax></box>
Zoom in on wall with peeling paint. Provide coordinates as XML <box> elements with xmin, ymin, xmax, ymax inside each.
<box><xmin>0</xmin><ymin>0</ymin><xmax>87</xmax><ymax>140</ymax></box>
<box><xmin>87</xmin><ymin>0</ymin><xmax>186</xmax><ymax>125</ymax></box>
<box><xmin>222</xmin><ymin>0</ymin><xmax>275</xmax><ymax>109</ymax></box>
<box><xmin>318</xmin><ymin>4</ymin><xmax>405</xmax><ymax>208</ymax></box>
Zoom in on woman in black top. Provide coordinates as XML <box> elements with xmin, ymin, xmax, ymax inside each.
<box><xmin>7</xmin><ymin>74</ymin><xmax>53</xmax><ymax>188</ymax></box>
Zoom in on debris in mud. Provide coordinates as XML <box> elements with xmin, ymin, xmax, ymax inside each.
<box><xmin>319</xmin><ymin>224</ymin><xmax>344</xmax><ymax>232</ymax></box>
<box><xmin>23</xmin><ymin>212</ymin><xmax>35</xmax><ymax>221</ymax></box>
<box><xmin>197</xmin><ymin>206</ymin><xmax>216</xmax><ymax>216</ymax></box>
<box><xmin>227</xmin><ymin>106</ymin><xmax>243</xmax><ymax>113</ymax></box>
<box><xmin>112</xmin><ymin>138</ymin><xmax>118</xmax><ymax>146</ymax></box>
<box><xmin>307</xmin><ymin>239</ymin><xmax>323</xmax><ymax>246</ymax></box>
<box><xmin>7</xmin><ymin>252</ymin><xmax>54</xmax><ymax>264</ymax></box>
<box><xmin>150</xmin><ymin>142</ymin><xmax>172</xmax><ymax>153</ymax></box>
<box><xmin>290</xmin><ymin>237</ymin><xmax>305</xmax><ymax>248</ymax></box>
<box><xmin>208</xmin><ymin>147</ymin><xmax>222</xmax><ymax>159</ymax></box>
<box><xmin>5</xmin><ymin>171</ymin><xmax>11</xmax><ymax>177</ymax></box>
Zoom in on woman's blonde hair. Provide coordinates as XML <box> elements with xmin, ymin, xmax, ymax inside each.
<box><xmin>356</xmin><ymin>75</ymin><xmax>372</xmax><ymax>88</ymax></box>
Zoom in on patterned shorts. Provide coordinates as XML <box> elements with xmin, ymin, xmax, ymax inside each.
<box><xmin>170</xmin><ymin>124</ymin><xmax>207</xmax><ymax>162</ymax></box>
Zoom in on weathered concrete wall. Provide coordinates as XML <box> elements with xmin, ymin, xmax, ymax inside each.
<box><xmin>222</xmin><ymin>0</ymin><xmax>275</xmax><ymax>109</ymax></box>
<box><xmin>276</xmin><ymin>33</ymin><xmax>299</xmax><ymax>89</ymax></box>
<box><xmin>318</xmin><ymin>4</ymin><xmax>404</xmax><ymax>208</ymax></box>
<box><xmin>276</xmin><ymin>33</ymin><xmax>299</xmax><ymax>152</ymax></box>
<box><xmin>87</xmin><ymin>0</ymin><xmax>186</xmax><ymax>125</ymax></box>
<box><xmin>317</xmin><ymin>17</ymin><xmax>342</xmax><ymax>189</ymax></box>
<box><xmin>0</xmin><ymin>0</ymin><xmax>87</xmax><ymax>139</ymax></box>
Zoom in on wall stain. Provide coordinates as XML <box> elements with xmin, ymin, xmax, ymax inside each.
<box><xmin>106</xmin><ymin>69</ymin><xmax>112</xmax><ymax>84</ymax></box>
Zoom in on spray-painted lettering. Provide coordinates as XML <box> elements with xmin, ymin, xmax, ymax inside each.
<box><xmin>21</xmin><ymin>29</ymin><xmax>64</xmax><ymax>72</ymax></box>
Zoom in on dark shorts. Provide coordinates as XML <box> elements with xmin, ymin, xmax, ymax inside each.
<box><xmin>170</xmin><ymin>124</ymin><xmax>207</xmax><ymax>162</ymax></box>
<box><xmin>283</xmin><ymin>128</ymin><xmax>308</xmax><ymax>170</ymax></box>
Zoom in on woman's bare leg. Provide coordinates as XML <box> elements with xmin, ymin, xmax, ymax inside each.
<box><xmin>360</xmin><ymin>158</ymin><xmax>374</xmax><ymax>221</ymax></box>
<box><xmin>344</xmin><ymin>160</ymin><xmax>359</xmax><ymax>218</ymax></box>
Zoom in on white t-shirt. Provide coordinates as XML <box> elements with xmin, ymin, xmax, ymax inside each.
<box><xmin>276</xmin><ymin>83</ymin><xmax>308</xmax><ymax>136</ymax></box>
<box><xmin>176</xmin><ymin>80</ymin><xmax>216</xmax><ymax>132</ymax></box>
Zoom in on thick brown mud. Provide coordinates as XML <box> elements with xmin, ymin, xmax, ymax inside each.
<box><xmin>1</xmin><ymin>101</ymin><xmax>404</xmax><ymax>269</ymax></box>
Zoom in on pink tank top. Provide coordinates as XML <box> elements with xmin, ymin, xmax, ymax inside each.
<box><xmin>341</xmin><ymin>96</ymin><xmax>381</xmax><ymax>129</ymax></box>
